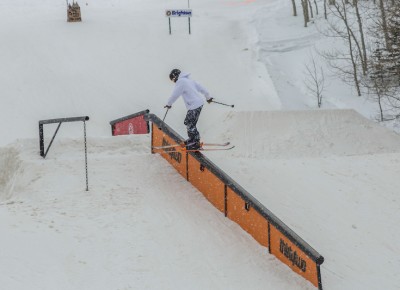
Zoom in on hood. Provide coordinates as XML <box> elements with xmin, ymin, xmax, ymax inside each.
<box><xmin>178</xmin><ymin>72</ymin><xmax>190</xmax><ymax>80</ymax></box>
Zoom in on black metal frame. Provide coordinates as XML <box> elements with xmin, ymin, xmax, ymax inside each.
<box><xmin>39</xmin><ymin>116</ymin><xmax>90</xmax><ymax>191</ymax></box>
<box><xmin>39</xmin><ymin>116</ymin><xmax>89</xmax><ymax>158</ymax></box>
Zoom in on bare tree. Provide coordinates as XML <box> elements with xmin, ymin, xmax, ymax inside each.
<box><xmin>333</xmin><ymin>1</ymin><xmax>367</xmax><ymax>77</ymax></box>
<box><xmin>291</xmin><ymin>0</ymin><xmax>297</xmax><ymax>16</ymax></box>
<box><xmin>298</xmin><ymin>0</ymin><xmax>321</xmax><ymax>26</ymax></box>
<box><xmin>341</xmin><ymin>1</ymin><xmax>362</xmax><ymax>96</ymax></box>
<box><xmin>308</xmin><ymin>0</ymin><xmax>314</xmax><ymax>19</ymax></box>
<box><xmin>353</xmin><ymin>0</ymin><xmax>368</xmax><ymax>75</ymax></box>
<box><xmin>301</xmin><ymin>0</ymin><xmax>310</xmax><ymax>27</ymax></box>
<box><xmin>321</xmin><ymin>0</ymin><xmax>362</xmax><ymax>95</ymax></box>
<box><xmin>313</xmin><ymin>0</ymin><xmax>319</xmax><ymax>16</ymax></box>
<box><xmin>304</xmin><ymin>52</ymin><xmax>326</xmax><ymax>108</ymax></box>
<box><xmin>316</xmin><ymin>0</ymin><xmax>400</xmax><ymax>120</ymax></box>
<box><xmin>366</xmin><ymin>72</ymin><xmax>400</xmax><ymax>121</ymax></box>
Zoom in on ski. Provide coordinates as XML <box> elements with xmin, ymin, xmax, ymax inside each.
<box><xmin>162</xmin><ymin>145</ymin><xmax>235</xmax><ymax>153</ymax></box>
<box><xmin>152</xmin><ymin>143</ymin><xmax>186</xmax><ymax>149</ymax></box>
<box><xmin>202</xmin><ymin>142</ymin><xmax>230</xmax><ymax>147</ymax></box>
<box><xmin>152</xmin><ymin>141</ymin><xmax>230</xmax><ymax>150</ymax></box>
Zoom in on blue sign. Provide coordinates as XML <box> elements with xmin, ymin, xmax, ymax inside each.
<box><xmin>166</xmin><ymin>9</ymin><xmax>192</xmax><ymax>17</ymax></box>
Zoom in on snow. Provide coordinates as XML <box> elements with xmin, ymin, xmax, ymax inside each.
<box><xmin>1</xmin><ymin>0</ymin><xmax>400</xmax><ymax>290</ymax></box>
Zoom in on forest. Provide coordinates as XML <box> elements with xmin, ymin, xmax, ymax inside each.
<box><xmin>291</xmin><ymin>0</ymin><xmax>400</xmax><ymax>121</ymax></box>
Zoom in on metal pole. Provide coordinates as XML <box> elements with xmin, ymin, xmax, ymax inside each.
<box><xmin>39</xmin><ymin>124</ymin><xmax>44</xmax><ymax>157</ymax></box>
<box><xmin>83</xmin><ymin>121</ymin><xmax>89</xmax><ymax>191</ymax></box>
<box><xmin>162</xmin><ymin>108</ymin><xmax>169</xmax><ymax>122</ymax></box>
<box><xmin>159</xmin><ymin>108</ymin><xmax>169</xmax><ymax>130</ymax></box>
<box><xmin>169</xmin><ymin>17</ymin><xmax>171</xmax><ymax>35</ymax></box>
<box><xmin>188</xmin><ymin>0</ymin><xmax>191</xmax><ymax>34</ymax></box>
<box><xmin>211</xmin><ymin>100</ymin><xmax>235</xmax><ymax>108</ymax></box>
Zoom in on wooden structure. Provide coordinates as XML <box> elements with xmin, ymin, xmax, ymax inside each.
<box><xmin>67</xmin><ymin>1</ymin><xmax>82</xmax><ymax>22</ymax></box>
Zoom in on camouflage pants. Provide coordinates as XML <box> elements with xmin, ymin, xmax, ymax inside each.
<box><xmin>184</xmin><ymin>106</ymin><xmax>203</xmax><ymax>148</ymax></box>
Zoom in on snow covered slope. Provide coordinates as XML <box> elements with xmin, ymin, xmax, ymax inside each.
<box><xmin>0</xmin><ymin>136</ymin><xmax>315</xmax><ymax>290</ymax></box>
<box><xmin>205</xmin><ymin>109</ymin><xmax>400</xmax><ymax>159</ymax></box>
<box><xmin>209</xmin><ymin>109</ymin><xmax>400</xmax><ymax>290</ymax></box>
<box><xmin>1</xmin><ymin>0</ymin><xmax>400</xmax><ymax>289</ymax></box>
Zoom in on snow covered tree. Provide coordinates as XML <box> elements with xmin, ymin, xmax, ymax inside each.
<box><xmin>370</xmin><ymin>1</ymin><xmax>400</xmax><ymax>86</ymax></box>
<box><xmin>385</xmin><ymin>2</ymin><xmax>400</xmax><ymax>83</ymax></box>
<box><xmin>368</xmin><ymin>45</ymin><xmax>393</xmax><ymax>121</ymax></box>
<box><xmin>365</xmin><ymin>1</ymin><xmax>400</xmax><ymax>121</ymax></box>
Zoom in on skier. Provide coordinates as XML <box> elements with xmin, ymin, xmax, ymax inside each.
<box><xmin>164</xmin><ymin>69</ymin><xmax>213</xmax><ymax>150</ymax></box>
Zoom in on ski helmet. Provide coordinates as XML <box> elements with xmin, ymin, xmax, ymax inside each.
<box><xmin>169</xmin><ymin>69</ymin><xmax>181</xmax><ymax>82</ymax></box>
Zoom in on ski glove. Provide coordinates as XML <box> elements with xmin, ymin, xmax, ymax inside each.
<box><xmin>207</xmin><ymin>98</ymin><xmax>214</xmax><ymax>104</ymax></box>
<box><xmin>164</xmin><ymin>105</ymin><xmax>172</xmax><ymax>109</ymax></box>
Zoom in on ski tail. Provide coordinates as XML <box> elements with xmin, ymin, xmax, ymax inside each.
<box><xmin>201</xmin><ymin>142</ymin><xmax>230</xmax><ymax>147</ymax></box>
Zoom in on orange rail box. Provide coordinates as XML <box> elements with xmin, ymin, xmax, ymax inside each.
<box><xmin>151</xmin><ymin>123</ymin><xmax>187</xmax><ymax>179</ymax></box>
<box><xmin>140</xmin><ymin>112</ymin><xmax>324</xmax><ymax>289</ymax></box>
<box><xmin>187</xmin><ymin>154</ymin><xmax>226</xmax><ymax>212</ymax></box>
<box><xmin>226</xmin><ymin>187</ymin><xmax>269</xmax><ymax>249</ymax></box>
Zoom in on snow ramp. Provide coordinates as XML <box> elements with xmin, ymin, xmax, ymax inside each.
<box><xmin>0</xmin><ymin>136</ymin><xmax>318</xmax><ymax>290</ymax></box>
<box><xmin>132</xmin><ymin>112</ymin><xmax>325</xmax><ymax>289</ymax></box>
<box><xmin>216</xmin><ymin>109</ymin><xmax>400</xmax><ymax>159</ymax></box>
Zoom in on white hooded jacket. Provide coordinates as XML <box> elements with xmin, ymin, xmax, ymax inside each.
<box><xmin>167</xmin><ymin>72</ymin><xmax>212</xmax><ymax>110</ymax></box>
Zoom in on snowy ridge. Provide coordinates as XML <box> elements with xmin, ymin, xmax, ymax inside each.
<box><xmin>215</xmin><ymin>109</ymin><xmax>400</xmax><ymax>159</ymax></box>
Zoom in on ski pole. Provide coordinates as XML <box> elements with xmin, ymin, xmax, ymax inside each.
<box><xmin>211</xmin><ymin>100</ymin><xmax>234</xmax><ymax>108</ymax></box>
<box><xmin>162</xmin><ymin>108</ymin><xmax>169</xmax><ymax>122</ymax></box>
<box><xmin>159</xmin><ymin>108</ymin><xmax>169</xmax><ymax>130</ymax></box>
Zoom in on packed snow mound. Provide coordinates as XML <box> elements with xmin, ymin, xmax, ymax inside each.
<box><xmin>219</xmin><ymin>109</ymin><xmax>400</xmax><ymax>159</ymax></box>
<box><xmin>0</xmin><ymin>146</ymin><xmax>22</xmax><ymax>201</ymax></box>
<box><xmin>0</xmin><ymin>136</ymin><xmax>151</xmax><ymax>202</ymax></box>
